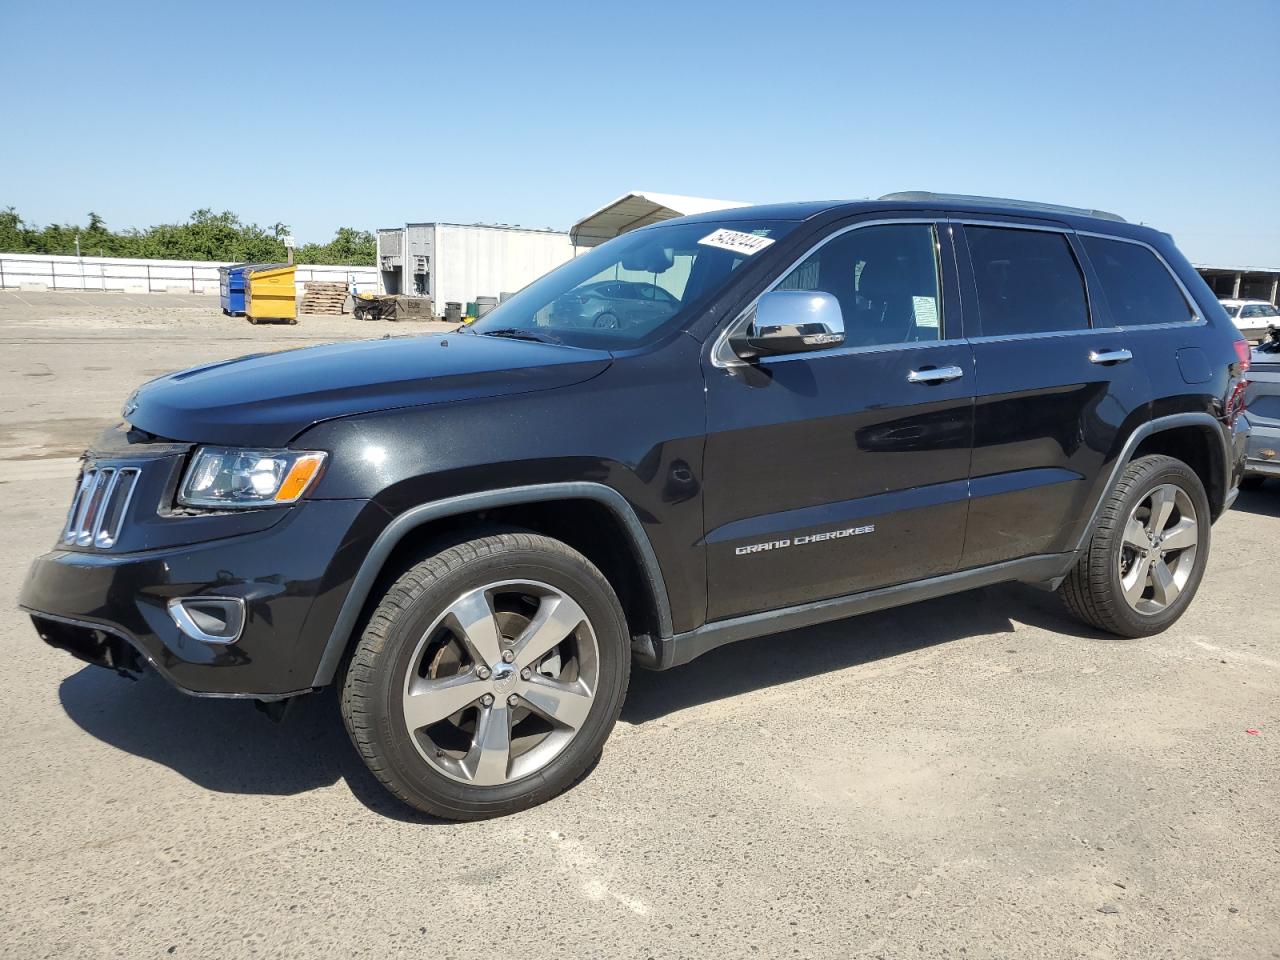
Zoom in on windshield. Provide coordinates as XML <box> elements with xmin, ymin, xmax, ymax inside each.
<box><xmin>467</xmin><ymin>219</ymin><xmax>797</xmax><ymax>348</ymax></box>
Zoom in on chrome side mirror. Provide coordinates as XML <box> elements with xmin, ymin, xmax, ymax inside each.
<box><xmin>730</xmin><ymin>290</ymin><xmax>845</xmax><ymax>359</ymax></box>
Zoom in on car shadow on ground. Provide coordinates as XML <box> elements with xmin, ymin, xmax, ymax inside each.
<box><xmin>57</xmin><ymin>581</ymin><xmax>1101</xmax><ymax>818</ymax></box>
<box><xmin>57</xmin><ymin>668</ymin><xmax>439</xmax><ymax>823</ymax></box>
<box><xmin>622</xmin><ymin>581</ymin><xmax>1106</xmax><ymax>724</ymax></box>
<box><xmin>1231</xmin><ymin>484</ymin><xmax>1280</xmax><ymax>517</ymax></box>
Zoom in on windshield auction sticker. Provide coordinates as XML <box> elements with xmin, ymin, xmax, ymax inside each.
<box><xmin>698</xmin><ymin>228</ymin><xmax>776</xmax><ymax>256</ymax></box>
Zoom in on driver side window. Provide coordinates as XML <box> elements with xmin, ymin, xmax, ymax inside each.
<box><xmin>775</xmin><ymin>224</ymin><xmax>943</xmax><ymax>347</ymax></box>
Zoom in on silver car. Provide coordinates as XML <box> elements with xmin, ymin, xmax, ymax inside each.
<box><xmin>1242</xmin><ymin>333</ymin><xmax>1280</xmax><ymax>489</ymax></box>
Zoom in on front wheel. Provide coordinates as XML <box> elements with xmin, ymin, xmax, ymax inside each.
<box><xmin>1058</xmin><ymin>454</ymin><xmax>1210</xmax><ymax>638</ymax></box>
<box><xmin>340</xmin><ymin>532</ymin><xmax>630</xmax><ymax>820</ymax></box>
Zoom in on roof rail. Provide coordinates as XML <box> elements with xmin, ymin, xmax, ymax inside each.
<box><xmin>878</xmin><ymin>191</ymin><xmax>1126</xmax><ymax>223</ymax></box>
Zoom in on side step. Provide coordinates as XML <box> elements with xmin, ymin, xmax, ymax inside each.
<box><xmin>635</xmin><ymin>553</ymin><xmax>1075</xmax><ymax>670</ymax></box>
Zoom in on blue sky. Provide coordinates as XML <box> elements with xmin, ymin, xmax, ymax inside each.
<box><xmin>2</xmin><ymin>0</ymin><xmax>1277</xmax><ymax>266</ymax></box>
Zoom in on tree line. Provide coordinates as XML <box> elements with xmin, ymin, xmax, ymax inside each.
<box><xmin>0</xmin><ymin>207</ymin><xmax>376</xmax><ymax>266</ymax></box>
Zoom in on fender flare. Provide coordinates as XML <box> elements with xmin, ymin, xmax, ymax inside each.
<box><xmin>309</xmin><ymin>481</ymin><xmax>673</xmax><ymax>687</ymax></box>
<box><xmin>1069</xmin><ymin>411</ymin><xmax>1232</xmax><ymax>556</ymax></box>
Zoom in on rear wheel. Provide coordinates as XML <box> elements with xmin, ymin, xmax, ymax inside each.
<box><xmin>341</xmin><ymin>532</ymin><xmax>630</xmax><ymax>819</ymax></box>
<box><xmin>1059</xmin><ymin>455</ymin><xmax>1210</xmax><ymax>638</ymax></box>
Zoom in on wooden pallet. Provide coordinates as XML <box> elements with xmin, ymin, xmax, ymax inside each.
<box><xmin>299</xmin><ymin>281</ymin><xmax>349</xmax><ymax>315</ymax></box>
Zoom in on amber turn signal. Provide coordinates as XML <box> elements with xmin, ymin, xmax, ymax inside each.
<box><xmin>274</xmin><ymin>453</ymin><xmax>327</xmax><ymax>502</ymax></box>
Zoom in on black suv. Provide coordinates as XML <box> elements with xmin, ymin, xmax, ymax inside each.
<box><xmin>20</xmin><ymin>193</ymin><xmax>1250</xmax><ymax>819</ymax></box>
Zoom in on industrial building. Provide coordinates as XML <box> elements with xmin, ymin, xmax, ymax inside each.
<box><xmin>375</xmin><ymin>222</ymin><xmax>576</xmax><ymax>312</ymax></box>
<box><xmin>1195</xmin><ymin>263</ymin><xmax>1280</xmax><ymax>305</ymax></box>
<box><xmin>568</xmin><ymin>191</ymin><xmax>748</xmax><ymax>247</ymax></box>
<box><xmin>374</xmin><ymin>194</ymin><xmax>749</xmax><ymax>318</ymax></box>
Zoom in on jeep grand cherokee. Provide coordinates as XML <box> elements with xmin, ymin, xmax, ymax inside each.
<box><xmin>20</xmin><ymin>193</ymin><xmax>1250</xmax><ymax>819</ymax></box>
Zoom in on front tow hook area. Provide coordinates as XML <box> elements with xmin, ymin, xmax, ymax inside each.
<box><xmin>30</xmin><ymin>614</ymin><xmax>145</xmax><ymax>679</ymax></box>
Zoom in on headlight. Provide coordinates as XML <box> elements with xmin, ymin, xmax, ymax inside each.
<box><xmin>177</xmin><ymin>447</ymin><xmax>327</xmax><ymax>509</ymax></box>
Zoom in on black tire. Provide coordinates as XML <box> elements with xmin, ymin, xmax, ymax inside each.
<box><xmin>340</xmin><ymin>532</ymin><xmax>630</xmax><ymax>820</ymax></box>
<box><xmin>1058</xmin><ymin>454</ymin><xmax>1211</xmax><ymax>638</ymax></box>
<box><xmin>1239</xmin><ymin>475</ymin><xmax>1266</xmax><ymax>491</ymax></box>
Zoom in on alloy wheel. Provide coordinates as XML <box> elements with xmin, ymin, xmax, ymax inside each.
<box><xmin>1118</xmin><ymin>483</ymin><xmax>1199</xmax><ymax>615</ymax></box>
<box><xmin>401</xmin><ymin>580</ymin><xmax>599</xmax><ymax>786</ymax></box>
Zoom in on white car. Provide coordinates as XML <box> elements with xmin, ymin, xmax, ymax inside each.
<box><xmin>1219</xmin><ymin>298</ymin><xmax>1280</xmax><ymax>340</ymax></box>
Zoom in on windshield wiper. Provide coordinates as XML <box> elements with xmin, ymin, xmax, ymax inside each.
<box><xmin>479</xmin><ymin>327</ymin><xmax>561</xmax><ymax>344</ymax></box>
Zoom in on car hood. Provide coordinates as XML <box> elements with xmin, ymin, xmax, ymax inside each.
<box><xmin>126</xmin><ymin>333</ymin><xmax>612</xmax><ymax>446</ymax></box>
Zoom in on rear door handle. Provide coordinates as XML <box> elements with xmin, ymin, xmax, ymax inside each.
<box><xmin>1089</xmin><ymin>348</ymin><xmax>1133</xmax><ymax>365</ymax></box>
<box><xmin>907</xmin><ymin>365</ymin><xmax>964</xmax><ymax>384</ymax></box>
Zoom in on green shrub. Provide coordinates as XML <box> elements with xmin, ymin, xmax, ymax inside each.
<box><xmin>0</xmin><ymin>207</ymin><xmax>376</xmax><ymax>266</ymax></box>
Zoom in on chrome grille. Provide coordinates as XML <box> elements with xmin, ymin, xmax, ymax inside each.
<box><xmin>62</xmin><ymin>465</ymin><xmax>141</xmax><ymax>549</ymax></box>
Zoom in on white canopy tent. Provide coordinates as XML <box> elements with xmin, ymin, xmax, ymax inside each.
<box><xmin>570</xmin><ymin>191</ymin><xmax>749</xmax><ymax>248</ymax></box>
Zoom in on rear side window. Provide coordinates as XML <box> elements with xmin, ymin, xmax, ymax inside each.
<box><xmin>966</xmin><ymin>226</ymin><xmax>1089</xmax><ymax>336</ymax></box>
<box><xmin>1082</xmin><ymin>236</ymin><xmax>1194</xmax><ymax>326</ymax></box>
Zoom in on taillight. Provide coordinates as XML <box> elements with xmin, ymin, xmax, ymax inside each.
<box><xmin>1226</xmin><ymin>338</ymin><xmax>1250</xmax><ymax>424</ymax></box>
<box><xmin>1233</xmin><ymin>338</ymin><xmax>1251</xmax><ymax>374</ymax></box>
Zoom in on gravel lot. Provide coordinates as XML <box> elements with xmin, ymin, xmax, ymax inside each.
<box><xmin>1</xmin><ymin>291</ymin><xmax>1277</xmax><ymax>960</ymax></box>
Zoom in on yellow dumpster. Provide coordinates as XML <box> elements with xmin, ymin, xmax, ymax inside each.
<box><xmin>244</xmin><ymin>263</ymin><xmax>298</xmax><ymax>324</ymax></box>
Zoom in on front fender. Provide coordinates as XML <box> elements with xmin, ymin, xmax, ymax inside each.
<box><xmin>307</xmin><ymin>482</ymin><xmax>673</xmax><ymax>687</ymax></box>
<box><xmin>294</xmin><ymin>338</ymin><xmax>710</xmax><ymax>640</ymax></box>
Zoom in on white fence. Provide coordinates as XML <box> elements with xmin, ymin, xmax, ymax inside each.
<box><xmin>0</xmin><ymin>253</ymin><xmax>379</xmax><ymax>296</ymax></box>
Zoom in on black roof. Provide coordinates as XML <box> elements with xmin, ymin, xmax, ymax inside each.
<box><xmin>673</xmin><ymin>193</ymin><xmax>1156</xmax><ymax>239</ymax></box>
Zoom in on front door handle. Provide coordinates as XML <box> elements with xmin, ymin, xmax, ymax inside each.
<box><xmin>907</xmin><ymin>365</ymin><xmax>964</xmax><ymax>385</ymax></box>
<box><xmin>1089</xmin><ymin>348</ymin><xmax>1133</xmax><ymax>365</ymax></box>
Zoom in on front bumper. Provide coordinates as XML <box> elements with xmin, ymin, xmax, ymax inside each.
<box><xmin>20</xmin><ymin>498</ymin><xmax>381</xmax><ymax>698</ymax></box>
